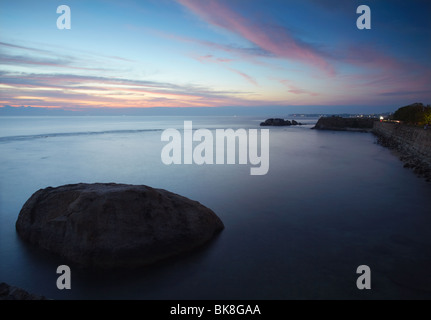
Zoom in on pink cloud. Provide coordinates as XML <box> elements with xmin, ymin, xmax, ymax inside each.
<box><xmin>177</xmin><ymin>0</ymin><xmax>335</xmax><ymax>75</ymax></box>
<box><xmin>279</xmin><ymin>79</ymin><xmax>319</xmax><ymax>96</ymax></box>
<box><xmin>193</xmin><ymin>54</ymin><xmax>258</xmax><ymax>86</ymax></box>
<box><xmin>151</xmin><ymin>29</ymin><xmax>279</xmax><ymax>72</ymax></box>
<box><xmin>339</xmin><ymin>46</ymin><xmax>406</xmax><ymax>73</ymax></box>
<box><xmin>227</xmin><ymin>67</ymin><xmax>258</xmax><ymax>86</ymax></box>
<box><xmin>195</xmin><ymin>54</ymin><xmax>234</xmax><ymax>64</ymax></box>
<box><xmin>332</xmin><ymin>45</ymin><xmax>431</xmax><ymax>101</ymax></box>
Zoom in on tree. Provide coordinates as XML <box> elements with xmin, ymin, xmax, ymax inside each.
<box><xmin>424</xmin><ymin>110</ymin><xmax>431</xmax><ymax>125</ymax></box>
<box><xmin>393</xmin><ymin>103</ymin><xmax>430</xmax><ymax>125</ymax></box>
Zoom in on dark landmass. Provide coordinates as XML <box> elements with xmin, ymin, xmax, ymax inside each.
<box><xmin>260</xmin><ymin>118</ymin><xmax>303</xmax><ymax>126</ymax></box>
<box><xmin>0</xmin><ymin>283</ymin><xmax>47</xmax><ymax>300</ymax></box>
<box><xmin>312</xmin><ymin>116</ymin><xmax>377</xmax><ymax>132</ymax></box>
<box><xmin>16</xmin><ymin>183</ymin><xmax>224</xmax><ymax>269</ymax></box>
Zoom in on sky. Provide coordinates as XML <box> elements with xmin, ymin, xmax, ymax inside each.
<box><xmin>0</xmin><ymin>0</ymin><xmax>430</xmax><ymax>113</ymax></box>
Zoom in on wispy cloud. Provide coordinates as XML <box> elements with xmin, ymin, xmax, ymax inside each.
<box><xmin>227</xmin><ymin>67</ymin><xmax>259</xmax><ymax>86</ymax></box>
<box><xmin>278</xmin><ymin>79</ymin><xmax>319</xmax><ymax>96</ymax></box>
<box><xmin>195</xmin><ymin>54</ymin><xmax>234</xmax><ymax>64</ymax></box>
<box><xmin>193</xmin><ymin>54</ymin><xmax>258</xmax><ymax>86</ymax></box>
<box><xmin>0</xmin><ymin>41</ymin><xmax>117</xmax><ymax>74</ymax></box>
<box><xmin>0</xmin><ymin>71</ymin><xmax>261</xmax><ymax>108</ymax></box>
<box><xmin>1</xmin><ymin>39</ymin><xmax>265</xmax><ymax>108</ymax></box>
<box><xmin>0</xmin><ymin>52</ymin><xmax>106</xmax><ymax>71</ymax></box>
<box><xmin>0</xmin><ymin>41</ymin><xmax>52</xmax><ymax>54</ymax></box>
<box><xmin>332</xmin><ymin>44</ymin><xmax>431</xmax><ymax>101</ymax></box>
<box><xmin>177</xmin><ymin>0</ymin><xmax>335</xmax><ymax>75</ymax></box>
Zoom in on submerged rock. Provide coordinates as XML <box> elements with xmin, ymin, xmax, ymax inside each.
<box><xmin>16</xmin><ymin>183</ymin><xmax>224</xmax><ymax>268</ymax></box>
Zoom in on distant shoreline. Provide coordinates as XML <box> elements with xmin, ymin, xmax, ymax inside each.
<box><xmin>0</xmin><ymin>105</ymin><xmax>392</xmax><ymax>117</ymax></box>
<box><xmin>313</xmin><ymin>116</ymin><xmax>431</xmax><ymax>182</ymax></box>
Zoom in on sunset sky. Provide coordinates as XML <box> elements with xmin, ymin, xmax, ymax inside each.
<box><xmin>0</xmin><ymin>0</ymin><xmax>430</xmax><ymax>112</ymax></box>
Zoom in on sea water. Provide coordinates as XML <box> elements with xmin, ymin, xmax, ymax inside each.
<box><xmin>1</xmin><ymin>116</ymin><xmax>430</xmax><ymax>299</ymax></box>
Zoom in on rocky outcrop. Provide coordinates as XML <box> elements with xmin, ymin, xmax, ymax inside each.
<box><xmin>0</xmin><ymin>283</ymin><xmax>47</xmax><ymax>300</ymax></box>
<box><xmin>260</xmin><ymin>118</ymin><xmax>302</xmax><ymax>126</ymax></box>
<box><xmin>16</xmin><ymin>183</ymin><xmax>224</xmax><ymax>268</ymax></box>
<box><xmin>312</xmin><ymin>116</ymin><xmax>376</xmax><ymax>132</ymax></box>
<box><xmin>373</xmin><ymin>122</ymin><xmax>431</xmax><ymax>181</ymax></box>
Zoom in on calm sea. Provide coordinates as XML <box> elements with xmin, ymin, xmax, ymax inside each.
<box><xmin>1</xmin><ymin>116</ymin><xmax>430</xmax><ymax>299</ymax></box>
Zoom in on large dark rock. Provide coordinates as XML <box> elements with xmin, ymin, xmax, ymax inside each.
<box><xmin>0</xmin><ymin>283</ymin><xmax>47</xmax><ymax>300</ymax></box>
<box><xmin>16</xmin><ymin>183</ymin><xmax>224</xmax><ymax>268</ymax></box>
